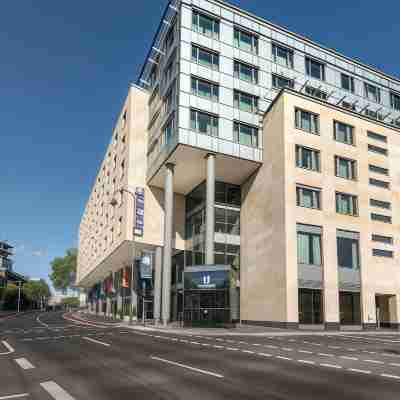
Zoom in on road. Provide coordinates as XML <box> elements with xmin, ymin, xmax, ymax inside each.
<box><xmin>1</xmin><ymin>311</ymin><xmax>400</xmax><ymax>399</ymax></box>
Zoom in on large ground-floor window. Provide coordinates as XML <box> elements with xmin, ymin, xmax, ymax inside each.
<box><xmin>298</xmin><ymin>288</ymin><xmax>323</xmax><ymax>324</ymax></box>
<box><xmin>339</xmin><ymin>291</ymin><xmax>361</xmax><ymax>325</ymax></box>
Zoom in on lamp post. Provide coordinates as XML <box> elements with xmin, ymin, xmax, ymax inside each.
<box><xmin>110</xmin><ymin>187</ymin><xmax>136</xmax><ymax>325</ymax></box>
<box><xmin>16</xmin><ymin>281</ymin><xmax>22</xmax><ymax>313</ymax></box>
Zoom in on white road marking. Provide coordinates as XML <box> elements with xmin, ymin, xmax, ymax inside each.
<box><xmin>265</xmin><ymin>345</ymin><xmax>278</xmax><ymax>349</ymax></box>
<box><xmin>82</xmin><ymin>337</ymin><xmax>110</xmax><ymax>347</ymax></box>
<box><xmin>276</xmin><ymin>356</ymin><xmax>292</xmax><ymax>361</ymax></box>
<box><xmin>340</xmin><ymin>356</ymin><xmax>358</xmax><ymax>361</ymax></box>
<box><xmin>227</xmin><ymin>347</ymin><xmax>239</xmax><ymax>351</ymax></box>
<box><xmin>318</xmin><ymin>353</ymin><xmax>334</xmax><ymax>357</ymax></box>
<box><xmin>364</xmin><ymin>359</ymin><xmax>385</xmax><ymax>365</ymax></box>
<box><xmin>298</xmin><ymin>360</ymin><xmax>315</xmax><ymax>365</ymax></box>
<box><xmin>190</xmin><ymin>341</ymin><xmax>201</xmax><ymax>345</ymax></box>
<box><xmin>151</xmin><ymin>356</ymin><xmax>224</xmax><ymax>378</ymax></box>
<box><xmin>343</xmin><ymin>335</ymin><xmax>400</xmax><ymax>344</ymax></box>
<box><xmin>282</xmin><ymin>348</ymin><xmax>293</xmax><ymax>352</ymax></box>
<box><xmin>320</xmin><ymin>363</ymin><xmax>342</xmax><ymax>369</ymax></box>
<box><xmin>40</xmin><ymin>381</ymin><xmax>76</xmax><ymax>399</ymax></box>
<box><xmin>381</xmin><ymin>373</ymin><xmax>400</xmax><ymax>380</ymax></box>
<box><xmin>14</xmin><ymin>358</ymin><xmax>35</xmax><ymax>370</ymax></box>
<box><xmin>1</xmin><ymin>341</ymin><xmax>15</xmax><ymax>355</ymax></box>
<box><xmin>213</xmin><ymin>345</ymin><xmax>224</xmax><ymax>349</ymax></box>
<box><xmin>328</xmin><ymin>346</ymin><xmax>341</xmax><ymax>349</ymax></box>
<box><xmin>0</xmin><ymin>394</ymin><xmax>29</xmax><ymax>399</ymax></box>
<box><xmin>298</xmin><ymin>350</ymin><xmax>313</xmax><ymax>354</ymax></box>
<box><xmin>241</xmin><ymin>350</ymin><xmax>254</xmax><ymax>354</ymax></box>
<box><xmin>348</xmin><ymin>368</ymin><xmax>371</xmax><ymax>374</ymax></box>
<box><xmin>389</xmin><ymin>363</ymin><xmax>400</xmax><ymax>367</ymax></box>
<box><xmin>258</xmin><ymin>353</ymin><xmax>272</xmax><ymax>357</ymax></box>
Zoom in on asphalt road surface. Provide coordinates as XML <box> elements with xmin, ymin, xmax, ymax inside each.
<box><xmin>1</xmin><ymin>311</ymin><xmax>400</xmax><ymax>399</ymax></box>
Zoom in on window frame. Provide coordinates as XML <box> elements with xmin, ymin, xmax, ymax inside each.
<box><xmin>334</xmin><ymin>120</ymin><xmax>355</xmax><ymax>145</ymax></box>
<box><xmin>305</xmin><ymin>57</ymin><xmax>326</xmax><ymax>81</ymax></box>
<box><xmin>335</xmin><ymin>192</ymin><xmax>358</xmax><ymax>216</ymax></box>
<box><xmin>369</xmin><ymin>178</ymin><xmax>390</xmax><ymax>189</ymax></box>
<box><xmin>191</xmin><ymin>10</ymin><xmax>220</xmax><ymax>39</ymax></box>
<box><xmin>190</xmin><ymin>108</ymin><xmax>219</xmax><ymax>137</ymax></box>
<box><xmin>233</xmin><ymin>27</ymin><xmax>258</xmax><ymax>54</ymax></box>
<box><xmin>295</xmin><ymin>108</ymin><xmax>320</xmax><ymax>135</ymax></box>
<box><xmin>390</xmin><ymin>91</ymin><xmax>400</xmax><ymax>111</ymax></box>
<box><xmin>191</xmin><ymin>44</ymin><xmax>219</xmax><ymax>71</ymax></box>
<box><xmin>372</xmin><ymin>248</ymin><xmax>394</xmax><ymax>258</ymax></box>
<box><xmin>295</xmin><ymin>145</ymin><xmax>321</xmax><ymax>172</ymax></box>
<box><xmin>368</xmin><ymin>144</ymin><xmax>388</xmax><ymax>156</ymax></box>
<box><xmin>296</xmin><ymin>184</ymin><xmax>321</xmax><ymax>210</ymax></box>
<box><xmin>190</xmin><ymin>76</ymin><xmax>219</xmax><ymax>102</ymax></box>
<box><xmin>370</xmin><ymin>198</ymin><xmax>391</xmax><ymax>210</ymax></box>
<box><xmin>271</xmin><ymin>43</ymin><xmax>294</xmax><ymax>68</ymax></box>
<box><xmin>371</xmin><ymin>213</ymin><xmax>392</xmax><ymax>224</ymax></box>
<box><xmin>233</xmin><ymin>90</ymin><xmax>259</xmax><ymax>113</ymax></box>
<box><xmin>334</xmin><ymin>155</ymin><xmax>357</xmax><ymax>180</ymax></box>
<box><xmin>364</xmin><ymin>82</ymin><xmax>381</xmax><ymax>103</ymax></box>
<box><xmin>341</xmin><ymin>73</ymin><xmax>355</xmax><ymax>93</ymax></box>
<box><xmin>367</xmin><ymin>131</ymin><xmax>387</xmax><ymax>143</ymax></box>
<box><xmin>233</xmin><ymin>60</ymin><xmax>259</xmax><ymax>84</ymax></box>
<box><xmin>272</xmin><ymin>74</ymin><xmax>294</xmax><ymax>90</ymax></box>
<box><xmin>371</xmin><ymin>234</ymin><xmax>393</xmax><ymax>245</ymax></box>
<box><xmin>233</xmin><ymin>121</ymin><xmax>259</xmax><ymax>148</ymax></box>
<box><xmin>368</xmin><ymin>164</ymin><xmax>389</xmax><ymax>175</ymax></box>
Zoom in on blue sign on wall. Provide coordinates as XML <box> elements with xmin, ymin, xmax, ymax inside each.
<box><xmin>134</xmin><ymin>187</ymin><xmax>145</xmax><ymax>236</ymax></box>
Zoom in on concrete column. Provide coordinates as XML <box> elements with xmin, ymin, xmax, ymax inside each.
<box><xmin>162</xmin><ymin>163</ymin><xmax>174</xmax><ymax>325</ymax></box>
<box><xmin>153</xmin><ymin>246</ymin><xmax>163</xmax><ymax>324</ymax></box>
<box><xmin>205</xmin><ymin>153</ymin><xmax>215</xmax><ymax>265</ymax></box>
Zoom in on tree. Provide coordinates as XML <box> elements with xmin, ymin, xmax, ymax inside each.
<box><xmin>49</xmin><ymin>248</ymin><xmax>77</xmax><ymax>292</ymax></box>
<box><xmin>23</xmin><ymin>280</ymin><xmax>51</xmax><ymax>309</ymax></box>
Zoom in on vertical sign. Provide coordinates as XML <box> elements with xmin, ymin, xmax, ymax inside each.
<box><xmin>134</xmin><ymin>187</ymin><xmax>145</xmax><ymax>237</ymax></box>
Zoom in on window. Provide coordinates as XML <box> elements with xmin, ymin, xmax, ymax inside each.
<box><xmin>234</xmin><ymin>60</ymin><xmax>258</xmax><ymax>83</ymax></box>
<box><xmin>305</xmin><ymin>85</ymin><xmax>327</xmax><ymax>100</ymax></box>
<box><xmin>215</xmin><ymin>182</ymin><xmax>241</xmax><ymax>206</ymax></box>
<box><xmin>367</xmin><ymin>131</ymin><xmax>387</xmax><ymax>143</ymax></box>
<box><xmin>191</xmin><ymin>45</ymin><xmax>219</xmax><ymax>70</ymax></box>
<box><xmin>305</xmin><ymin>57</ymin><xmax>325</xmax><ymax>80</ymax></box>
<box><xmin>364</xmin><ymin>109</ymin><xmax>384</xmax><ymax>121</ymax></box>
<box><xmin>233</xmin><ymin>27</ymin><xmax>258</xmax><ymax>54</ymax></box>
<box><xmin>272</xmin><ymin>74</ymin><xmax>294</xmax><ymax>89</ymax></box>
<box><xmin>191</xmin><ymin>76</ymin><xmax>219</xmax><ymax>101</ymax></box>
<box><xmin>341</xmin><ymin>73</ymin><xmax>355</xmax><ymax>93</ymax></box>
<box><xmin>390</xmin><ymin>92</ymin><xmax>400</xmax><ymax>111</ymax></box>
<box><xmin>334</xmin><ymin>121</ymin><xmax>354</xmax><ymax>145</ymax></box>
<box><xmin>190</xmin><ymin>109</ymin><xmax>218</xmax><ymax>137</ymax></box>
<box><xmin>369</xmin><ymin>164</ymin><xmax>389</xmax><ymax>175</ymax></box>
<box><xmin>336</xmin><ymin>192</ymin><xmax>358</xmax><ymax>216</ymax></box>
<box><xmin>233</xmin><ymin>90</ymin><xmax>258</xmax><ymax>113</ymax></box>
<box><xmin>337</xmin><ymin>234</ymin><xmax>359</xmax><ymax>269</ymax></box>
<box><xmin>233</xmin><ymin>122</ymin><xmax>259</xmax><ymax>147</ymax></box>
<box><xmin>295</xmin><ymin>108</ymin><xmax>319</xmax><ymax>134</ymax></box>
<box><xmin>296</xmin><ymin>185</ymin><xmax>321</xmax><ymax>209</ymax></box>
<box><xmin>368</xmin><ymin>144</ymin><xmax>387</xmax><ymax>156</ymax></box>
<box><xmin>165</xmin><ymin>55</ymin><xmax>175</xmax><ymax>83</ymax></box>
<box><xmin>215</xmin><ymin>207</ymin><xmax>240</xmax><ymax>235</ymax></box>
<box><xmin>364</xmin><ymin>82</ymin><xmax>381</xmax><ymax>103</ymax></box>
<box><xmin>371</xmin><ymin>213</ymin><xmax>392</xmax><ymax>224</ymax></box>
<box><xmin>164</xmin><ymin>24</ymin><xmax>175</xmax><ymax>51</ymax></box>
<box><xmin>164</xmin><ymin>83</ymin><xmax>175</xmax><ymax>114</ymax></box>
<box><xmin>192</xmin><ymin>10</ymin><xmax>219</xmax><ymax>39</ymax></box>
<box><xmin>370</xmin><ymin>198</ymin><xmax>391</xmax><ymax>210</ymax></box>
<box><xmin>163</xmin><ymin>117</ymin><xmax>175</xmax><ymax>146</ymax></box>
<box><xmin>335</xmin><ymin>156</ymin><xmax>357</xmax><ymax>180</ymax></box>
<box><xmin>295</xmin><ymin>145</ymin><xmax>320</xmax><ymax>171</ymax></box>
<box><xmin>297</xmin><ymin>229</ymin><xmax>322</xmax><ymax>266</ymax></box>
<box><xmin>369</xmin><ymin>178</ymin><xmax>390</xmax><ymax>189</ymax></box>
<box><xmin>271</xmin><ymin>43</ymin><xmax>293</xmax><ymax>68</ymax></box>
<box><xmin>371</xmin><ymin>234</ymin><xmax>393</xmax><ymax>245</ymax></box>
<box><xmin>372</xmin><ymin>249</ymin><xmax>393</xmax><ymax>258</ymax></box>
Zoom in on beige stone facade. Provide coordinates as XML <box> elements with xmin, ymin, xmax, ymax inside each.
<box><xmin>241</xmin><ymin>89</ymin><xmax>400</xmax><ymax>329</ymax></box>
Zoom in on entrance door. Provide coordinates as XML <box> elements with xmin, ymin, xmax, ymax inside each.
<box><xmin>299</xmin><ymin>289</ymin><xmax>323</xmax><ymax>324</ymax></box>
<box><xmin>339</xmin><ymin>292</ymin><xmax>361</xmax><ymax>325</ymax></box>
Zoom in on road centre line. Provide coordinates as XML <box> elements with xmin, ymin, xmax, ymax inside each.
<box><xmin>14</xmin><ymin>358</ymin><xmax>35</xmax><ymax>370</ymax></box>
<box><xmin>1</xmin><ymin>341</ymin><xmax>15</xmax><ymax>355</ymax></box>
<box><xmin>320</xmin><ymin>363</ymin><xmax>342</xmax><ymax>369</ymax></box>
<box><xmin>151</xmin><ymin>356</ymin><xmax>224</xmax><ymax>378</ymax></box>
<box><xmin>381</xmin><ymin>373</ymin><xmax>400</xmax><ymax>380</ymax></box>
<box><xmin>0</xmin><ymin>394</ymin><xmax>30</xmax><ymax>399</ymax></box>
<box><xmin>364</xmin><ymin>359</ymin><xmax>385</xmax><ymax>365</ymax></box>
<box><xmin>82</xmin><ymin>337</ymin><xmax>110</xmax><ymax>347</ymax></box>
<box><xmin>40</xmin><ymin>381</ymin><xmax>76</xmax><ymax>400</ymax></box>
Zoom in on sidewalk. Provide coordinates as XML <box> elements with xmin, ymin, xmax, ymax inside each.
<box><xmin>73</xmin><ymin>311</ymin><xmax>400</xmax><ymax>337</ymax></box>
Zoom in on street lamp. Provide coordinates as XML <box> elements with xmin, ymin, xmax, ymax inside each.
<box><xmin>110</xmin><ymin>187</ymin><xmax>136</xmax><ymax>325</ymax></box>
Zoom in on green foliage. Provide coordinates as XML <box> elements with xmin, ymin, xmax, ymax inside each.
<box><xmin>61</xmin><ymin>297</ymin><xmax>80</xmax><ymax>308</ymax></box>
<box><xmin>23</xmin><ymin>280</ymin><xmax>51</xmax><ymax>307</ymax></box>
<box><xmin>1</xmin><ymin>283</ymin><xmax>28</xmax><ymax>310</ymax></box>
<box><xmin>49</xmin><ymin>248</ymin><xmax>77</xmax><ymax>291</ymax></box>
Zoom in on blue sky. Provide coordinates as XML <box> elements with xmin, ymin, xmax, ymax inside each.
<box><xmin>1</xmin><ymin>0</ymin><xmax>398</xmax><ymax>288</ymax></box>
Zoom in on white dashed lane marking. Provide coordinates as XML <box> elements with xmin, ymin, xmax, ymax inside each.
<box><xmin>40</xmin><ymin>381</ymin><xmax>76</xmax><ymax>400</ymax></box>
<box><xmin>14</xmin><ymin>358</ymin><xmax>35</xmax><ymax>370</ymax></box>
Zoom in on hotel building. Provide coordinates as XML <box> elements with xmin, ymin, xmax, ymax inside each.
<box><xmin>77</xmin><ymin>0</ymin><xmax>400</xmax><ymax>329</ymax></box>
